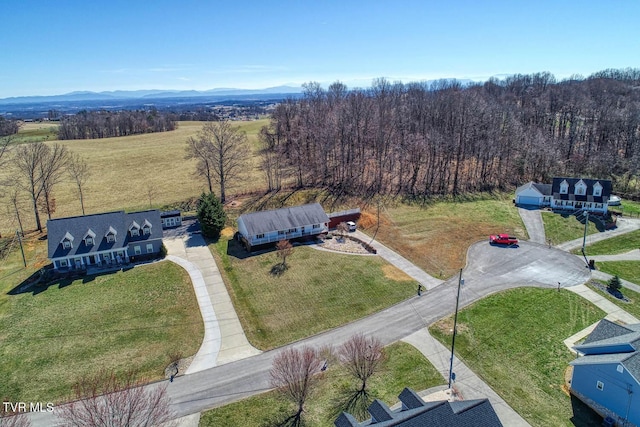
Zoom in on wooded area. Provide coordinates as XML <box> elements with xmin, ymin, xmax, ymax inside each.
<box><xmin>57</xmin><ymin>109</ymin><xmax>176</xmax><ymax>139</ymax></box>
<box><xmin>261</xmin><ymin>69</ymin><xmax>640</xmax><ymax>199</ymax></box>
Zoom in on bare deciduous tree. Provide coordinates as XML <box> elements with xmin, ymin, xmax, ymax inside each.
<box><xmin>56</xmin><ymin>370</ymin><xmax>174</xmax><ymax>427</ymax></box>
<box><xmin>67</xmin><ymin>152</ymin><xmax>91</xmax><ymax>215</ymax></box>
<box><xmin>185</xmin><ymin>121</ymin><xmax>249</xmax><ymax>203</ymax></box>
<box><xmin>335</xmin><ymin>222</ymin><xmax>349</xmax><ymax>242</ymax></box>
<box><xmin>276</xmin><ymin>239</ymin><xmax>294</xmax><ymax>268</ymax></box>
<box><xmin>13</xmin><ymin>142</ymin><xmax>49</xmax><ymax>232</ymax></box>
<box><xmin>38</xmin><ymin>143</ymin><xmax>69</xmax><ymax>220</ymax></box>
<box><xmin>338</xmin><ymin>334</ymin><xmax>384</xmax><ymax>393</ymax></box>
<box><xmin>270</xmin><ymin>346</ymin><xmax>323</xmax><ymax>427</ymax></box>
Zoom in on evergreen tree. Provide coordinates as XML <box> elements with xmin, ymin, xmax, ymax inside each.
<box><xmin>197</xmin><ymin>192</ymin><xmax>226</xmax><ymax>239</ymax></box>
<box><xmin>607</xmin><ymin>275</ymin><xmax>622</xmax><ymax>293</ymax></box>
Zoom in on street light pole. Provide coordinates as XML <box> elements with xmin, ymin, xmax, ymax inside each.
<box><xmin>449</xmin><ymin>269</ymin><xmax>463</xmax><ymax>389</ymax></box>
<box><xmin>581</xmin><ymin>210</ymin><xmax>589</xmax><ymax>266</ymax></box>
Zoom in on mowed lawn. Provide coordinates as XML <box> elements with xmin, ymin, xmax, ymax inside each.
<box><xmin>587</xmin><ymin>280</ymin><xmax>640</xmax><ymax>319</ymax></box>
<box><xmin>542</xmin><ymin>211</ymin><xmax>599</xmax><ymax>245</ymax></box>
<box><xmin>360</xmin><ymin>197</ymin><xmax>527</xmax><ymax>279</ymax></box>
<box><xmin>576</xmin><ymin>229</ymin><xmax>640</xmax><ymax>255</ymax></box>
<box><xmin>200</xmin><ymin>341</ymin><xmax>445</xmax><ymax>427</ymax></box>
<box><xmin>595</xmin><ymin>261</ymin><xmax>640</xmax><ymax>284</ymax></box>
<box><xmin>0</xmin><ymin>120</ymin><xmax>269</xmax><ymax>233</ymax></box>
<box><xmin>210</xmin><ymin>236</ymin><xmax>417</xmax><ymax>350</ymax></box>
<box><xmin>0</xmin><ymin>252</ymin><xmax>203</xmax><ymax>403</ymax></box>
<box><xmin>430</xmin><ymin>288</ymin><xmax>604</xmax><ymax>427</ymax></box>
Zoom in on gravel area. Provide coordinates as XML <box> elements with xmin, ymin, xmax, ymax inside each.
<box><xmin>320</xmin><ymin>236</ymin><xmax>372</xmax><ymax>254</ymax></box>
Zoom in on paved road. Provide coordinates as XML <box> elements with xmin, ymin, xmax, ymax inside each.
<box><xmin>518</xmin><ymin>207</ymin><xmax>547</xmax><ymax>244</ymax></box>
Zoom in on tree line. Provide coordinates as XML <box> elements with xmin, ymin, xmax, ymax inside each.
<box><xmin>57</xmin><ymin>109</ymin><xmax>176</xmax><ymax>140</ymax></box>
<box><xmin>258</xmin><ymin>69</ymin><xmax>640</xmax><ymax>199</ymax></box>
<box><xmin>0</xmin><ymin>115</ymin><xmax>20</xmax><ymax>136</ymax></box>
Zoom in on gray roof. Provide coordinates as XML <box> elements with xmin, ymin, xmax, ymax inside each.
<box><xmin>238</xmin><ymin>203</ymin><xmax>329</xmax><ymax>236</ymax></box>
<box><xmin>571</xmin><ymin>319</ymin><xmax>640</xmax><ymax>380</ymax></box>
<box><xmin>516</xmin><ymin>182</ymin><xmax>552</xmax><ymax>196</ymax></box>
<box><xmin>47</xmin><ymin>210</ymin><xmax>162</xmax><ymax>259</ymax></box>
<box><xmin>334</xmin><ymin>388</ymin><xmax>502</xmax><ymax>427</ymax></box>
<box><xmin>551</xmin><ymin>177</ymin><xmax>612</xmax><ymax>203</ymax></box>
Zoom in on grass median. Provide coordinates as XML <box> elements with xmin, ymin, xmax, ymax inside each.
<box><xmin>430</xmin><ymin>287</ymin><xmax>604</xmax><ymax>427</ymax></box>
<box><xmin>575</xmin><ymin>229</ymin><xmax>640</xmax><ymax>255</ymax></box>
<box><xmin>595</xmin><ymin>261</ymin><xmax>640</xmax><ymax>284</ymax></box>
<box><xmin>210</xmin><ymin>235</ymin><xmax>417</xmax><ymax>350</ymax></box>
<box><xmin>0</xmin><ymin>248</ymin><xmax>203</xmax><ymax>403</ymax></box>
<box><xmin>199</xmin><ymin>341</ymin><xmax>445</xmax><ymax>427</ymax></box>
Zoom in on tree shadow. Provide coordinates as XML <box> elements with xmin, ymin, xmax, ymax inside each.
<box><xmin>260</xmin><ymin>412</ymin><xmax>304</xmax><ymax>427</ymax></box>
<box><xmin>329</xmin><ymin>386</ymin><xmax>372</xmax><ymax>422</ymax></box>
<box><xmin>7</xmin><ymin>267</ymin><xmax>115</xmax><ymax>296</ymax></box>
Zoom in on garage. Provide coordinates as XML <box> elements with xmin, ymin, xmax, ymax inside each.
<box><xmin>160</xmin><ymin>210</ymin><xmax>182</xmax><ymax>229</ymax></box>
<box><xmin>516</xmin><ymin>195</ymin><xmax>542</xmax><ymax>206</ymax></box>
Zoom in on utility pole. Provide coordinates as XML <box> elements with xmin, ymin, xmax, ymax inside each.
<box><xmin>449</xmin><ymin>269</ymin><xmax>464</xmax><ymax>389</ymax></box>
<box><xmin>581</xmin><ymin>210</ymin><xmax>589</xmax><ymax>266</ymax></box>
<box><xmin>16</xmin><ymin>230</ymin><xmax>26</xmax><ymax>267</ymax></box>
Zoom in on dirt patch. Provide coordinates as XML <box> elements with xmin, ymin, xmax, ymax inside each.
<box><xmin>358</xmin><ymin>210</ymin><xmax>392</xmax><ymax>229</ymax></box>
<box><xmin>221</xmin><ymin>227</ymin><xmax>235</xmax><ymax>238</ymax></box>
<box><xmin>431</xmin><ymin>318</ymin><xmax>470</xmax><ymax>335</ymax></box>
<box><xmin>381</xmin><ymin>264</ymin><xmax>414</xmax><ymax>282</ymax></box>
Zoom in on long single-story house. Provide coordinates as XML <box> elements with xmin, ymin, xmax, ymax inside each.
<box><xmin>570</xmin><ymin>319</ymin><xmax>640</xmax><ymax>426</ymax></box>
<box><xmin>515</xmin><ymin>177</ymin><xmax>612</xmax><ymax>213</ymax></box>
<box><xmin>47</xmin><ymin>210</ymin><xmax>163</xmax><ymax>270</ymax></box>
<box><xmin>160</xmin><ymin>210</ymin><xmax>182</xmax><ymax>228</ymax></box>
<box><xmin>236</xmin><ymin>203</ymin><xmax>330</xmax><ymax>251</ymax></box>
<box><xmin>335</xmin><ymin>387</ymin><xmax>502</xmax><ymax>427</ymax></box>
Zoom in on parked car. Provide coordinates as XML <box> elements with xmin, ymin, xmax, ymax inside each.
<box><xmin>489</xmin><ymin>234</ymin><xmax>519</xmax><ymax>245</ymax></box>
<box><xmin>346</xmin><ymin>221</ymin><xmax>357</xmax><ymax>232</ymax></box>
<box><xmin>608</xmin><ymin>195</ymin><xmax>622</xmax><ymax>206</ymax></box>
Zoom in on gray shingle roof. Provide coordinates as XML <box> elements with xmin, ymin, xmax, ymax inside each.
<box><xmin>516</xmin><ymin>182</ymin><xmax>552</xmax><ymax>196</ymax></box>
<box><xmin>583</xmin><ymin>319</ymin><xmax>634</xmax><ymax>344</ymax></box>
<box><xmin>333</xmin><ymin>388</ymin><xmax>502</xmax><ymax>427</ymax></box>
<box><xmin>238</xmin><ymin>203</ymin><xmax>329</xmax><ymax>236</ymax></box>
<box><xmin>551</xmin><ymin>177</ymin><xmax>612</xmax><ymax>203</ymax></box>
<box><xmin>47</xmin><ymin>210</ymin><xmax>162</xmax><ymax>259</ymax></box>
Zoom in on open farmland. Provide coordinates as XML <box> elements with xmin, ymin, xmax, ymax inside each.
<box><xmin>0</xmin><ymin>120</ymin><xmax>269</xmax><ymax>234</ymax></box>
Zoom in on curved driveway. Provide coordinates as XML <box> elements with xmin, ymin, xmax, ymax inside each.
<box><xmin>161</xmin><ymin>241</ymin><xmax>589</xmax><ymax>418</ymax></box>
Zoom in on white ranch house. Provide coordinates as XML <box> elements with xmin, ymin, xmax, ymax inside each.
<box><xmin>236</xmin><ymin>203</ymin><xmax>330</xmax><ymax>251</ymax></box>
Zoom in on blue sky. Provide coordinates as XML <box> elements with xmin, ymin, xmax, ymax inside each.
<box><xmin>1</xmin><ymin>0</ymin><xmax>638</xmax><ymax>98</ymax></box>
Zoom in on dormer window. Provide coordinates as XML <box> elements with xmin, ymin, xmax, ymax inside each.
<box><xmin>105</xmin><ymin>226</ymin><xmax>117</xmax><ymax>243</ymax></box>
<box><xmin>129</xmin><ymin>221</ymin><xmax>140</xmax><ymax>237</ymax></box>
<box><xmin>83</xmin><ymin>229</ymin><xmax>96</xmax><ymax>246</ymax></box>
<box><xmin>574</xmin><ymin>179</ymin><xmax>587</xmax><ymax>196</ymax></box>
<box><xmin>142</xmin><ymin>219</ymin><xmax>152</xmax><ymax>236</ymax></box>
<box><xmin>61</xmin><ymin>232</ymin><xmax>74</xmax><ymax>249</ymax></box>
<box><xmin>560</xmin><ymin>180</ymin><xmax>569</xmax><ymax>194</ymax></box>
<box><xmin>593</xmin><ymin>182</ymin><xmax>603</xmax><ymax>197</ymax></box>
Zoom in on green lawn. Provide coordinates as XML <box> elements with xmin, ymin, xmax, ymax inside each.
<box><xmin>542</xmin><ymin>211</ymin><xmax>599</xmax><ymax>245</ymax></box>
<box><xmin>13</xmin><ymin>122</ymin><xmax>59</xmax><ymax>144</ymax></box>
<box><xmin>595</xmin><ymin>261</ymin><xmax>640</xmax><ymax>284</ymax></box>
<box><xmin>586</xmin><ymin>280</ymin><xmax>640</xmax><ymax>319</ymax></box>
<box><xmin>360</xmin><ymin>195</ymin><xmax>527</xmax><ymax>279</ymax></box>
<box><xmin>574</xmin><ymin>229</ymin><xmax>640</xmax><ymax>255</ymax></box>
<box><xmin>199</xmin><ymin>341</ymin><xmax>445</xmax><ymax>427</ymax></box>
<box><xmin>429</xmin><ymin>288</ymin><xmax>604</xmax><ymax>427</ymax></box>
<box><xmin>609</xmin><ymin>199</ymin><xmax>640</xmax><ymax>217</ymax></box>
<box><xmin>210</xmin><ymin>236</ymin><xmax>417</xmax><ymax>350</ymax></box>
<box><xmin>0</xmin><ymin>259</ymin><xmax>203</xmax><ymax>403</ymax></box>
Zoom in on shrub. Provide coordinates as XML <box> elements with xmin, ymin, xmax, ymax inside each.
<box><xmin>607</xmin><ymin>275</ymin><xmax>622</xmax><ymax>293</ymax></box>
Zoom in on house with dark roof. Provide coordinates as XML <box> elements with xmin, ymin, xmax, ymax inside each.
<box><xmin>160</xmin><ymin>210</ymin><xmax>182</xmax><ymax>228</ymax></box>
<box><xmin>515</xmin><ymin>177</ymin><xmax>612</xmax><ymax>213</ymax></box>
<box><xmin>334</xmin><ymin>387</ymin><xmax>502</xmax><ymax>427</ymax></box>
<box><xmin>236</xmin><ymin>203</ymin><xmax>329</xmax><ymax>251</ymax></box>
<box><xmin>570</xmin><ymin>319</ymin><xmax>640</xmax><ymax>426</ymax></box>
<box><xmin>47</xmin><ymin>210</ymin><xmax>163</xmax><ymax>270</ymax></box>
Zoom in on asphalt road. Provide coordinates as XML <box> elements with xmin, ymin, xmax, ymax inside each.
<box><xmin>29</xmin><ymin>240</ymin><xmax>589</xmax><ymax>425</ymax></box>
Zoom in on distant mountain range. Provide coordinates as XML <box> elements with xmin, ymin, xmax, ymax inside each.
<box><xmin>0</xmin><ymin>86</ymin><xmax>304</xmax><ymax>104</ymax></box>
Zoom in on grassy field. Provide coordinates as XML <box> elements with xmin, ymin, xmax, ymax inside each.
<box><xmin>573</xmin><ymin>229</ymin><xmax>640</xmax><ymax>255</ymax></box>
<box><xmin>1</xmin><ymin>120</ymin><xmax>269</xmax><ymax>234</ymax></box>
<box><xmin>587</xmin><ymin>280</ymin><xmax>640</xmax><ymax>319</ymax></box>
<box><xmin>595</xmin><ymin>261</ymin><xmax>640</xmax><ymax>284</ymax></box>
<box><xmin>0</xmin><ymin>238</ymin><xmax>203</xmax><ymax>403</ymax></box>
<box><xmin>430</xmin><ymin>288</ymin><xmax>604</xmax><ymax>427</ymax></box>
<box><xmin>210</xmin><ymin>233</ymin><xmax>417</xmax><ymax>350</ymax></box>
<box><xmin>11</xmin><ymin>122</ymin><xmax>59</xmax><ymax>144</ymax></box>
<box><xmin>359</xmin><ymin>196</ymin><xmax>527</xmax><ymax>279</ymax></box>
<box><xmin>542</xmin><ymin>211</ymin><xmax>599</xmax><ymax>245</ymax></box>
<box><xmin>199</xmin><ymin>341</ymin><xmax>445</xmax><ymax>427</ymax></box>
<box><xmin>610</xmin><ymin>199</ymin><xmax>640</xmax><ymax>217</ymax></box>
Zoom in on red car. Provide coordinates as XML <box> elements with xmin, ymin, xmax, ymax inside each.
<box><xmin>489</xmin><ymin>234</ymin><xmax>519</xmax><ymax>245</ymax></box>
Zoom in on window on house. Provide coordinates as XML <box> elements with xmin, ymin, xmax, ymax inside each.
<box><xmin>278</xmin><ymin>230</ymin><xmax>285</xmax><ymax>235</ymax></box>
<box><xmin>576</xmin><ymin>186</ymin><xmax>585</xmax><ymax>195</ymax></box>
<box><xmin>596</xmin><ymin>381</ymin><xmax>604</xmax><ymax>391</ymax></box>
<box><xmin>288</xmin><ymin>228</ymin><xmax>296</xmax><ymax>233</ymax></box>
<box><xmin>63</xmin><ymin>240</ymin><xmax>71</xmax><ymax>249</ymax></box>
<box><xmin>107</xmin><ymin>234</ymin><xmax>116</xmax><ymax>243</ymax></box>
<box><xmin>143</xmin><ymin>226</ymin><xmax>151</xmax><ymax>235</ymax></box>
<box><xmin>560</xmin><ymin>184</ymin><xmax>569</xmax><ymax>194</ymax></box>
<box><xmin>146</xmin><ymin>244</ymin><xmax>154</xmax><ymax>253</ymax></box>
<box><xmin>617</xmin><ymin>365</ymin><xmax>624</xmax><ymax>373</ymax></box>
<box><xmin>313</xmin><ymin>224</ymin><xmax>320</xmax><ymax>229</ymax></box>
<box><xmin>59</xmin><ymin>259</ymin><xmax>68</xmax><ymax>267</ymax></box>
<box><xmin>134</xmin><ymin>246</ymin><xmax>141</xmax><ymax>255</ymax></box>
<box><xmin>256</xmin><ymin>233</ymin><xmax>265</xmax><ymax>239</ymax></box>
<box><xmin>594</xmin><ymin>187</ymin><xmax>602</xmax><ymax>196</ymax></box>
<box><xmin>130</xmin><ymin>228</ymin><xmax>139</xmax><ymax>237</ymax></box>
<box><xmin>85</xmin><ymin>237</ymin><xmax>94</xmax><ymax>246</ymax></box>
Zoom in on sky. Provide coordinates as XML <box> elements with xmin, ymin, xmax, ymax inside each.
<box><xmin>0</xmin><ymin>0</ymin><xmax>638</xmax><ymax>98</ymax></box>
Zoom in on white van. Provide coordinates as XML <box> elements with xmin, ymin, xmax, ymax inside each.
<box><xmin>346</xmin><ymin>221</ymin><xmax>357</xmax><ymax>232</ymax></box>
